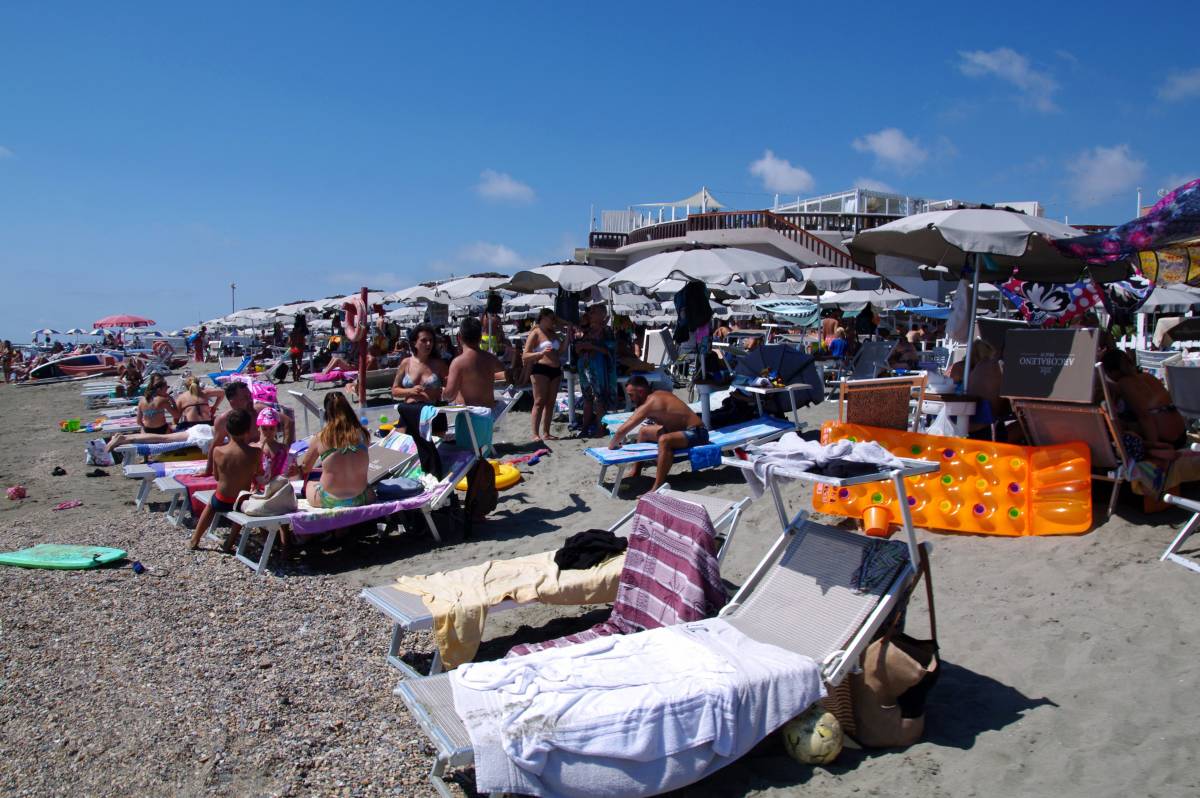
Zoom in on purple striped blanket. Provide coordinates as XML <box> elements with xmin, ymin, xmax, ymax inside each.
<box><xmin>508</xmin><ymin>492</ymin><xmax>726</xmax><ymax>657</ymax></box>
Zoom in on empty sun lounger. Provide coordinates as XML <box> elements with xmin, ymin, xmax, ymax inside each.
<box><xmin>1160</xmin><ymin>493</ymin><xmax>1200</xmax><ymax>573</ymax></box>
<box><xmin>395</xmin><ymin>509</ymin><xmax>930</xmax><ymax>797</ymax></box>
<box><xmin>585</xmin><ymin>416</ymin><xmax>795</xmax><ymax>498</ymax></box>
<box><xmin>124</xmin><ymin>460</ymin><xmax>208</xmax><ymax>509</ymax></box>
<box><xmin>360</xmin><ymin>486</ymin><xmax>751</xmax><ymax>677</ymax></box>
<box><xmin>207</xmin><ymin>354</ymin><xmax>254</xmax><ymax>386</ymax></box>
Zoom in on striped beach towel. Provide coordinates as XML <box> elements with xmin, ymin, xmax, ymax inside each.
<box><xmin>507</xmin><ymin>492</ymin><xmax>726</xmax><ymax>657</ymax></box>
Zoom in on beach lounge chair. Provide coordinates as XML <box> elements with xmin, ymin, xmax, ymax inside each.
<box><xmin>1137</xmin><ymin>349</ymin><xmax>1178</xmax><ymax>380</ymax></box>
<box><xmin>599</xmin><ymin>388</ymin><xmax>732</xmax><ymax>433</ymax></box>
<box><xmin>352</xmin><ymin>368</ymin><xmax>400</xmax><ymax>404</ymax></box>
<box><xmin>838</xmin><ymin>374</ymin><xmax>927</xmax><ymax>432</ymax></box>
<box><xmin>124</xmin><ymin>459</ymin><xmax>207</xmax><ymax>509</ymax></box>
<box><xmin>394</xmin><ymin>510</ymin><xmax>929</xmax><ymax>797</ymax></box>
<box><xmin>847</xmin><ymin>339</ymin><xmax>897</xmax><ymax>380</ymax></box>
<box><xmin>1160</xmin><ymin>493</ymin><xmax>1200</xmax><ymax>572</ymax></box>
<box><xmin>206</xmin><ymin>354</ymin><xmax>253</xmax><ymax>386</ymax></box>
<box><xmin>360</xmin><ymin>486</ymin><xmax>751</xmax><ymax>677</ymax></box>
<box><xmin>641</xmin><ymin>327</ymin><xmax>676</xmax><ymax>368</ymax></box>
<box><xmin>585</xmin><ymin>415</ymin><xmax>795</xmax><ymax>498</ymax></box>
<box><xmin>1010</xmin><ymin>364</ymin><xmax>1128</xmax><ymax>517</ymax></box>
<box><xmin>219</xmin><ymin>412</ymin><xmax>484</xmax><ymax>575</ymax></box>
<box><xmin>287</xmin><ymin>389</ymin><xmax>324</xmax><ymax>437</ymax></box>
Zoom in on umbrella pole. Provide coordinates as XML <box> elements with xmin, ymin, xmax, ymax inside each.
<box><xmin>961</xmin><ymin>253</ymin><xmax>982</xmax><ymax>394</ymax></box>
<box><xmin>358</xmin><ymin>286</ymin><xmax>368</xmax><ymax>407</ymax></box>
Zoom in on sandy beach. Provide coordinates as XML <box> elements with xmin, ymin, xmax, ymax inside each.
<box><xmin>3</xmin><ymin>374</ymin><xmax>1200</xmax><ymax>797</ymax></box>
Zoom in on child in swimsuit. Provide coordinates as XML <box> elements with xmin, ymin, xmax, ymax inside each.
<box><xmin>189</xmin><ymin>408</ymin><xmax>262</xmax><ymax>551</ymax></box>
<box><xmin>254</xmin><ymin>406</ymin><xmax>295</xmax><ymax>489</ymax></box>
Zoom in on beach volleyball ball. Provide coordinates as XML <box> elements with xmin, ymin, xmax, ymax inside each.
<box><xmin>782</xmin><ymin>706</ymin><xmax>843</xmax><ymax>765</ymax></box>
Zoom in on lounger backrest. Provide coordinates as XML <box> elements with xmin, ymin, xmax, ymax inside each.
<box><xmin>1011</xmin><ymin>399</ymin><xmax>1124</xmax><ymax>471</ymax></box>
<box><xmin>1166</xmin><ymin>360</ymin><xmax>1200</xmax><ymax>420</ymax></box>
<box><xmin>839</xmin><ymin>375</ymin><xmax>925</xmax><ymax>431</ymax></box>
<box><xmin>849</xmin><ymin>340</ymin><xmax>896</xmax><ymax>380</ymax></box>
<box><xmin>722</xmin><ymin>521</ymin><xmax>909</xmax><ymax>677</ymax></box>
<box><xmin>642</xmin><ymin>328</ymin><xmax>675</xmax><ymax>367</ymax></box>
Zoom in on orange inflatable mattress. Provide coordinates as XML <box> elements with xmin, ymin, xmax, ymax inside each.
<box><xmin>813</xmin><ymin>422</ymin><xmax>1093</xmax><ymax>536</ymax></box>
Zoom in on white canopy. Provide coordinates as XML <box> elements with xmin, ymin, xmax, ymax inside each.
<box><xmin>795</xmin><ymin>267</ymin><xmax>883</xmax><ymax>292</ymax></box>
<box><xmin>818</xmin><ymin>288</ymin><xmax>920</xmax><ymax>310</ymax></box>
<box><xmin>601</xmin><ymin>248</ymin><xmax>798</xmax><ymax>292</ymax></box>
<box><xmin>633</xmin><ymin>186</ymin><xmax>724</xmax><ymax>210</ymax></box>
<box><xmin>435</xmin><ymin>276</ymin><xmax>509</xmax><ymax>300</ymax></box>
<box><xmin>499</xmin><ymin>263</ymin><xmax>614</xmax><ymax>293</ymax></box>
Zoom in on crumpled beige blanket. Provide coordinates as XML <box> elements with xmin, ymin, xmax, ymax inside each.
<box><xmin>394</xmin><ymin>550</ymin><xmax>624</xmax><ymax>669</ymax></box>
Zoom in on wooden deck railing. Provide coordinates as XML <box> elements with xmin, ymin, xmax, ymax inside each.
<box><xmin>686</xmin><ymin>210</ymin><xmax>860</xmax><ymax>270</ymax></box>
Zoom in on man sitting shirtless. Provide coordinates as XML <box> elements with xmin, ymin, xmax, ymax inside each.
<box><xmin>607</xmin><ymin>375</ymin><xmax>709</xmax><ymax>493</ymax></box>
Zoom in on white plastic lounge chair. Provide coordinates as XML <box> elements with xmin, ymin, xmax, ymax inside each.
<box><xmin>1160</xmin><ymin>493</ymin><xmax>1200</xmax><ymax>572</ymax></box>
<box><xmin>124</xmin><ymin>459</ymin><xmax>207</xmax><ymax>509</ymax></box>
<box><xmin>641</xmin><ymin>327</ymin><xmax>676</xmax><ymax>368</ymax></box>
<box><xmin>1165</xmin><ymin>355</ymin><xmax>1200</xmax><ymax>422</ymax></box>
<box><xmin>394</xmin><ymin>511</ymin><xmax>930</xmax><ymax>797</ymax></box>
<box><xmin>360</xmin><ymin>486</ymin><xmax>751</xmax><ymax>677</ymax></box>
<box><xmin>839</xmin><ymin>374</ymin><xmax>927</xmax><ymax>432</ymax></box>
<box><xmin>354</xmin><ymin>368</ymin><xmax>400</xmax><ymax>404</ymax></box>
<box><xmin>287</xmin><ymin>389</ymin><xmax>324</xmax><ymax>437</ymax></box>
<box><xmin>600</xmin><ymin>388</ymin><xmax>732</xmax><ymax>433</ymax></box>
<box><xmin>585</xmin><ymin>416</ymin><xmax>795</xmax><ymax>498</ymax></box>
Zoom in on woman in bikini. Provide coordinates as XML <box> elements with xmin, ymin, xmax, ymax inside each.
<box><xmin>137</xmin><ymin>374</ymin><xmax>178</xmax><ymax>434</ymax></box>
<box><xmin>175</xmin><ymin>377</ymin><xmax>225</xmax><ymax>430</ymax></box>
<box><xmin>298</xmin><ymin>392</ymin><xmax>372</xmax><ymax>508</ymax></box>
<box><xmin>390</xmin><ymin>324</ymin><xmax>449</xmax><ymax>438</ymax></box>
<box><xmin>288</xmin><ymin>315</ymin><xmax>308</xmax><ymax>382</ymax></box>
<box><xmin>521</xmin><ymin>308</ymin><xmax>563</xmax><ymax>442</ymax></box>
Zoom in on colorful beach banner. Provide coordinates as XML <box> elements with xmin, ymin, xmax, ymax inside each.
<box><xmin>1138</xmin><ymin>247</ymin><xmax>1200</xmax><ymax>286</ymax></box>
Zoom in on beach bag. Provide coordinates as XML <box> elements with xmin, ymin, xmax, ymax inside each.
<box><xmin>851</xmin><ymin>552</ymin><xmax>940</xmax><ymax>748</ymax></box>
<box><xmin>238</xmin><ymin>477</ymin><xmax>297</xmax><ymax>517</ymax></box>
<box><xmin>85</xmin><ymin>439</ymin><xmax>115</xmax><ymax>467</ymax></box>
<box><xmin>463</xmin><ymin>459</ymin><xmax>497</xmax><ymax>527</ymax></box>
<box><xmin>926</xmin><ymin>406</ymin><xmax>955</xmax><ymax>437</ymax></box>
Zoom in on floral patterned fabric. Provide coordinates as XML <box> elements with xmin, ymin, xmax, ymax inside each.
<box><xmin>1053</xmin><ymin>178</ymin><xmax>1200</xmax><ymax>263</ymax></box>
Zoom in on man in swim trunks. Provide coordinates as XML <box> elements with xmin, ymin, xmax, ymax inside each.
<box><xmin>189</xmin><ymin>408</ymin><xmax>260</xmax><ymax>551</ymax></box>
<box><xmin>607</xmin><ymin>375</ymin><xmax>708</xmax><ymax>493</ymax></box>
<box><xmin>445</xmin><ymin>317</ymin><xmax>506</xmax><ymax>408</ymax></box>
<box><xmin>204</xmin><ymin>381</ymin><xmax>262</xmax><ymax>477</ymax></box>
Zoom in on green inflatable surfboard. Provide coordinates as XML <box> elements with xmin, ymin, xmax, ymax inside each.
<box><xmin>0</xmin><ymin>544</ymin><xmax>126</xmax><ymax>570</ymax></box>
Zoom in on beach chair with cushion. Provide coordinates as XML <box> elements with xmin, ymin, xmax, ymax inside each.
<box><xmin>838</xmin><ymin>374</ymin><xmax>927</xmax><ymax>432</ymax></box>
<box><xmin>585</xmin><ymin>415</ymin><xmax>795</xmax><ymax>498</ymax></box>
<box><xmin>221</xmin><ymin>414</ymin><xmax>483</xmax><ymax>575</ymax></box>
<box><xmin>1011</xmin><ymin>366</ymin><xmax>1128</xmax><ymax>517</ymax></box>
<box><xmin>361</xmin><ymin>486</ymin><xmax>751</xmax><ymax>677</ymax></box>
<box><xmin>352</xmin><ymin>368</ymin><xmax>400</xmax><ymax>404</ymax></box>
<box><xmin>394</xmin><ymin>509</ymin><xmax>929</xmax><ymax>797</ymax></box>
<box><xmin>206</xmin><ymin>354</ymin><xmax>254</xmax><ymax>386</ymax></box>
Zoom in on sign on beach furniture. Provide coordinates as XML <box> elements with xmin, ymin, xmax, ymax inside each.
<box><xmin>1001</xmin><ymin>328</ymin><xmax>1099</xmax><ymax>403</ymax></box>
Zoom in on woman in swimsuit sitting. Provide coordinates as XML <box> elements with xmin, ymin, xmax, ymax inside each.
<box><xmin>138</xmin><ymin>374</ymin><xmax>178</xmax><ymax>434</ymax></box>
<box><xmin>297</xmin><ymin>392</ymin><xmax>372</xmax><ymax>508</ymax></box>
<box><xmin>390</xmin><ymin>323</ymin><xmax>449</xmax><ymax>437</ymax></box>
<box><xmin>521</xmin><ymin>308</ymin><xmax>563</xmax><ymax>442</ymax></box>
<box><xmin>1102</xmin><ymin>349</ymin><xmax>1188</xmax><ymax>459</ymax></box>
<box><xmin>175</xmin><ymin>377</ymin><xmax>225</xmax><ymax>430</ymax></box>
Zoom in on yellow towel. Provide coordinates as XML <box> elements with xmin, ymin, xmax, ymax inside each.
<box><xmin>393</xmin><ymin>550</ymin><xmax>625</xmax><ymax>669</ymax></box>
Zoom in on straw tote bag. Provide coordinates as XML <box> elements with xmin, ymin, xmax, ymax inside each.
<box><xmin>850</xmin><ymin>551</ymin><xmax>940</xmax><ymax>748</ymax></box>
<box><xmin>238</xmin><ymin>477</ymin><xmax>297</xmax><ymax>517</ymax></box>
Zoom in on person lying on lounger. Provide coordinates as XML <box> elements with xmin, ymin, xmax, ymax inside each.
<box><xmin>607</xmin><ymin>375</ymin><xmax>709</xmax><ymax>493</ymax></box>
<box><xmin>189</xmin><ymin>408</ymin><xmax>261</xmax><ymax>551</ymax></box>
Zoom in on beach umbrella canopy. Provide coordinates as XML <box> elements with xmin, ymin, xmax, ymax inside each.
<box><xmin>1139</xmin><ymin>284</ymin><xmax>1200</xmax><ymax>314</ymax></box>
<box><xmin>499</xmin><ymin>262</ymin><xmax>614</xmax><ymax>293</ymax></box>
<box><xmin>64</xmin><ymin>328</ymin><xmax>88</xmax><ymax>335</ymax></box>
<box><xmin>31</xmin><ymin>328</ymin><xmax>60</xmax><ymax>336</ymax></box>
<box><xmin>848</xmin><ymin>208</ymin><xmax>1131</xmax><ymax>283</ymax></box>
<box><xmin>93</xmin><ymin>314</ymin><xmax>155</xmax><ymax>328</ymax></box>
<box><xmin>795</xmin><ymin>267</ymin><xmax>883</xmax><ymax>292</ymax></box>
<box><xmin>1053</xmin><ymin>178</ymin><xmax>1200</xmax><ymax>263</ymax></box>
<box><xmin>502</xmin><ymin>293</ymin><xmax>556</xmax><ymax>310</ymax></box>
<box><xmin>434</xmin><ymin>275</ymin><xmax>509</xmax><ymax>300</ymax></box>
<box><xmin>600</xmin><ymin>247</ymin><xmax>799</xmax><ymax>292</ymax></box>
<box><xmin>386</xmin><ymin>284</ymin><xmax>442</xmax><ymax>303</ymax></box>
<box><xmin>1156</xmin><ymin>317</ymin><xmax>1200</xmax><ymax>347</ymax></box>
<box><xmin>733</xmin><ymin>344</ymin><xmax>824</xmax><ymax>404</ymax></box>
<box><xmin>818</xmin><ymin>288</ymin><xmax>919</xmax><ymax>310</ymax></box>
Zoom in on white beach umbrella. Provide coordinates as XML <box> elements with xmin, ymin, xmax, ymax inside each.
<box><xmin>64</xmin><ymin>328</ymin><xmax>88</xmax><ymax>335</ymax></box>
<box><xmin>794</xmin><ymin>267</ymin><xmax>883</xmax><ymax>292</ymax></box>
<box><xmin>1140</xmin><ymin>284</ymin><xmax>1200</xmax><ymax>314</ymax></box>
<box><xmin>31</xmin><ymin>328</ymin><xmax>60</xmax><ymax>336</ymax></box>
<box><xmin>502</xmin><ymin>293</ymin><xmax>556</xmax><ymax>310</ymax></box>
<box><xmin>386</xmin><ymin>284</ymin><xmax>443</xmax><ymax>303</ymax></box>
<box><xmin>499</xmin><ymin>262</ymin><xmax>614</xmax><ymax>293</ymax></box>
<box><xmin>434</xmin><ymin>275</ymin><xmax>509</xmax><ymax>300</ymax></box>
<box><xmin>818</xmin><ymin>288</ymin><xmax>920</xmax><ymax>310</ymax></box>
<box><xmin>600</xmin><ymin>247</ymin><xmax>799</xmax><ymax>292</ymax></box>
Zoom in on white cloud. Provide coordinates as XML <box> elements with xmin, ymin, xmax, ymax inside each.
<box><xmin>853</xmin><ymin>177</ymin><xmax>897</xmax><ymax>193</ymax></box>
<box><xmin>474</xmin><ymin>169</ymin><xmax>535</xmax><ymax>203</ymax></box>
<box><xmin>1066</xmin><ymin>144</ymin><xmax>1147</xmax><ymax>208</ymax></box>
<box><xmin>452</xmin><ymin>241</ymin><xmax>524</xmax><ymax>272</ymax></box>
<box><xmin>851</xmin><ymin>128</ymin><xmax>928</xmax><ymax>173</ymax></box>
<box><xmin>958</xmin><ymin>48</ymin><xmax>1059</xmax><ymax>112</ymax></box>
<box><xmin>748</xmin><ymin>150</ymin><xmax>815</xmax><ymax>193</ymax></box>
<box><xmin>1158</xmin><ymin>68</ymin><xmax>1200</xmax><ymax>102</ymax></box>
<box><xmin>0</xmin><ymin>145</ymin><xmax>12</xmax><ymax>159</ymax></box>
<box><xmin>1162</xmin><ymin>173</ymin><xmax>1198</xmax><ymax>191</ymax></box>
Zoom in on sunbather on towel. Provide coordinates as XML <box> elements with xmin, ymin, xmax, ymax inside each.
<box><xmin>608</xmin><ymin>375</ymin><xmax>708</xmax><ymax>493</ymax></box>
<box><xmin>189</xmin><ymin>408</ymin><xmax>261</xmax><ymax>551</ymax></box>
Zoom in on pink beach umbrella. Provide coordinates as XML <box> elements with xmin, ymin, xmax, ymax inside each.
<box><xmin>93</xmin><ymin>314</ymin><xmax>156</xmax><ymax>328</ymax></box>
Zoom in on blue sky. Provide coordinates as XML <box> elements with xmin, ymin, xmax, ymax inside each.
<box><xmin>1</xmin><ymin>1</ymin><xmax>1197</xmax><ymax>340</ymax></box>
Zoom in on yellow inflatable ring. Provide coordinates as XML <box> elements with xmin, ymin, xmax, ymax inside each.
<box><xmin>456</xmin><ymin>459</ymin><xmax>521</xmax><ymax>491</ymax></box>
